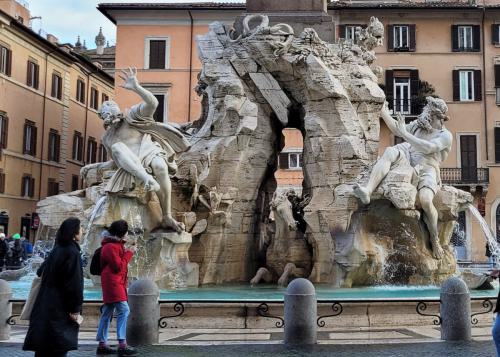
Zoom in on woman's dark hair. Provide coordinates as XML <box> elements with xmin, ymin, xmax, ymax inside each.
<box><xmin>108</xmin><ymin>220</ymin><xmax>128</xmax><ymax>238</ymax></box>
<box><xmin>55</xmin><ymin>217</ymin><xmax>81</xmax><ymax>246</ymax></box>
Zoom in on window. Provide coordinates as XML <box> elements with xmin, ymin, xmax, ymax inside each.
<box><xmin>385</xmin><ymin>69</ymin><xmax>419</xmax><ymax>115</ymax></box>
<box><xmin>492</xmin><ymin>24</ymin><xmax>500</xmax><ymax>45</ymax></box>
<box><xmin>47</xmin><ymin>178</ymin><xmax>59</xmax><ymax>197</ymax></box>
<box><xmin>102</xmin><ymin>93</ymin><xmax>109</xmax><ymax>103</ymax></box>
<box><xmin>452</xmin><ymin>25</ymin><xmax>480</xmax><ymax>52</ymax></box>
<box><xmin>21</xmin><ymin>175</ymin><xmax>34</xmax><ymax>198</ymax></box>
<box><xmin>76</xmin><ymin>79</ymin><xmax>85</xmax><ymax>103</ymax></box>
<box><xmin>71</xmin><ymin>175</ymin><xmax>79</xmax><ymax>191</ymax></box>
<box><xmin>90</xmin><ymin>87</ymin><xmax>99</xmax><ymax>110</ymax></box>
<box><xmin>26</xmin><ymin>60</ymin><xmax>39</xmax><ymax>89</ymax></box>
<box><xmin>51</xmin><ymin>72</ymin><xmax>62</xmax><ymax>100</ymax></box>
<box><xmin>388</xmin><ymin>25</ymin><xmax>416</xmax><ymax>52</ymax></box>
<box><xmin>495</xmin><ymin>65</ymin><xmax>500</xmax><ymax>105</ymax></box>
<box><xmin>48</xmin><ymin>129</ymin><xmax>60</xmax><ymax>162</ymax></box>
<box><xmin>87</xmin><ymin>137</ymin><xmax>97</xmax><ymax>164</ymax></box>
<box><xmin>72</xmin><ymin>131</ymin><xmax>83</xmax><ymax>161</ymax></box>
<box><xmin>153</xmin><ymin>94</ymin><xmax>166</xmax><ymax>123</ymax></box>
<box><xmin>278</xmin><ymin>152</ymin><xmax>303</xmax><ymax>170</ymax></box>
<box><xmin>0</xmin><ymin>45</ymin><xmax>12</xmax><ymax>76</ymax></box>
<box><xmin>23</xmin><ymin>120</ymin><xmax>37</xmax><ymax>156</ymax></box>
<box><xmin>0</xmin><ymin>170</ymin><xmax>5</xmax><ymax>194</ymax></box>
<box><xmin>146</xmin><ymin>38</ymin><xmax>169</xmax><ymax>69</ymax></box>
<box><xmin>495</xmin><ymin>127</ymin><xmax>500</xmax><ymax>164</ymax></box>
<box><xmin>453</xmin><ymin>70</ymin><xmax>481</xmax><ymax>102</ymax></box>
<box><xmin>99</xmin><ymin>143</ymin><xmax>108</xmax><ymax>162</ymax></box>
<box><xmin>0</xmin><ymin>113</ymin><xmax>8</xmax><ymax>149</ymax></box>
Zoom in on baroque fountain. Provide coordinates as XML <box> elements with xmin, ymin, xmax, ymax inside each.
<box><xmin>22</xmin><ymin>14</ymin><xmax>485</xmax><ymax>297</ymax></box>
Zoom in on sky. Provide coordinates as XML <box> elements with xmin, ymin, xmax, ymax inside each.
<box><xmin>27</xmin><ymin>0</ymin><xmax>244</xmax><ymax>47</ymax></box>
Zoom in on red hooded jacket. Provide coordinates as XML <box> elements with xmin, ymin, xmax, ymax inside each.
<box><xmin>100</xmin><ymin>237</ymin><xmax>134</xmax><ymax>304</ymax></box>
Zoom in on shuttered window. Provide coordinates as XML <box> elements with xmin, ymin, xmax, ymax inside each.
<box><xmin>147</xmin><ymin>39</ymin><xmax>169</xmax><ymax>69</ymax></box>
<box><xmin>48</xmin><ymin>129</ymin><xmax>60</xmax><ymax>162</ymax></box>
<box><xmin>76</xmin><ymin>79</ymin><xmax>85</xmax><ymax>103</ymax></box>
<box><xmin>71</xmin><ymin>175</ymin><xmax>79</xmax><ymax>191</ymax></box>
<box><xmin>0</xmin><ymin>45</ymin><xmax>12</xmax><ymax>76</ymax></box>
<box><xmin>51</xmin><ymin>73</ymin><xmax>62</xmax><ymax>100</ymax></box>
<box><xmin>153</xmin><ymin>94</ymin><xmax>165</xmax><ymax>122</ymax></box>
<box><xmin>452</xmin><ymin>70</ymin><xmax>481</xmax><ymax>102</ymax></box>
<box><xmin>388</xmin><ymin>25</ymin><xmax>416</xmax><ymax>52</ymax></box>
<box><xmin>47</xmin><ymin>178</ymin><xmax>59</xmax><ymax>197</ymax></box>
<box><xmin>21</xmin><ymin>175</ymin><xmax>35</xmax><ymax>198</ymax></box>
<box><xmin>492</xmin><ymin>24</ymin><xmax>500</xmax><ymax>45</ymax></box>
<box><xmin>385</xmin><ymin>69</ymin><xmax>419</xmax><ymax>114</ymax></box>
<box><xmin>23</xmin><ymin>120</ymin><xmax>37</xmax><ymax>156</ymax></box>
<box><xmin>495</xmin><ymin>128</ymin><xmax>500</xmax><ymax>163</ymax></box>
<box><xmin>452</xmin><ymin>25</ymin><xmax>480</xmax><ymax>52</ymax></box>
<box><xmin>278</xmin><ymin>152</ymin><xmax>303</xmax><ymax>170</ymax></box>
<box><xmin>72</xmin><ymin>131</ymin><xmax>83</xmax><ymax>161</ymax></box>
<box><xmin>102</xmin><ymin>93</ymin><xmax>109</xmax><ymax>103</ymax></box>
<box><xmin>0</xmin><ymin>113</ymin><xmax>8</xmax><ymax>149</ymax></box>
<box><xmin>87</xmin><ymin>137</ymin><xmax>97</xmax><ymax>164</ymax></box>
<box><xmin>90</xmin><ymin>87</ymin><xmax>99</xmax><ymax>110</ymax></box>
<box><xmin>0</xmin><ymin>170</ymin><xmax>5</xmax><ymax>194</ymax></box>
<box><xmin>26</xmin><ymin>60</ymin><xmax>39</xmax><ymax>89</ymax></box>
<box><xmin>99</xmin><ymin>143</ymin><xmax>108</xmax><ymax>162</ymax></box>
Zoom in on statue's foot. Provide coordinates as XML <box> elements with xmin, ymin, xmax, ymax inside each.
<box><xmin>352</xmin><ymin>184</ymin><xmax>371</xmax><ymax>205</ymax></box>
<box><xmin>144</xmin><ymin>175</ymin><xmax>161</xmax><ymax>192</ymax></box>
<box><xmin>431</xmin><ymin>239</ymin><xmax>444</xmax><ymax>259</ymax></box>
<box><xmin>250</xmin><ymin>275</ymin><xmax>260</xmax><ymax>286</ymax></box>
<box><xmin>163</xmin><ymin>215</ymin><xmax>185</xmax><ymax>233</ymax></box>
<box><xmin>277</xmin><ymin>275</ymin><xmax>288</xmax><ymax>287</ymax></box>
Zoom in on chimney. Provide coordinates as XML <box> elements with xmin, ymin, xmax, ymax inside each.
<box><xmin>46</xmin><ymin>34</ymin><xmax>59</xmax><ymax>44</ymax></box>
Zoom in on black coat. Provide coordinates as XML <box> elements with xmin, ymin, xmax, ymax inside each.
<box><xmin>23</xmin><ymin>241</ymin><xmax>84</xmax><ymax>353</ymax></box>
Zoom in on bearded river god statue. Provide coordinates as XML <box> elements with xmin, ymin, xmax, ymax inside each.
<box><xmin>35</xmin><ymin>15</ymin><xmax>474</xmax><ymax>289</ymax></box>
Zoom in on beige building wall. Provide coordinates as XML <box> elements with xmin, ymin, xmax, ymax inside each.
<box><xmin>0</xmin><ymin>5</ymin><xmax>113</xmax><ymax>239</ymax></box>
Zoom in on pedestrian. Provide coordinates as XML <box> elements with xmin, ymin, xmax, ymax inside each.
<box><xmin>96</xmin><ymin>219</ymin><xmax>137</xmax><ymax>356</ymax></box>
<box><xmin>20</xmin><ymin>235</ymin><xmax>33</xmax><ymax>261</ymax></box>
<box><xmin>23</xmin><ymin>217</ymin><xmax>84</xmax><ymax>357</ymax></box>
<box><xmin>0</xmin><ymin>233</ymin><xmax>8</xmax><ymax>271</ymax></box>
<box><xmin>8</xmin><ymin>233</ymin><xmax>24</xmax><ymax>269</ymax></box>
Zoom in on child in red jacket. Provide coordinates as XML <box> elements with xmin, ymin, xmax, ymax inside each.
<box><xmin>96</xmin><ymin>220</ymin><xmax>137</xmax><ymax>356</ymax></box>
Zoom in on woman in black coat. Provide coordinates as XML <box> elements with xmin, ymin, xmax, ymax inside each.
<box><xmin>23</xmin><ymin>217</ymin><xmax>84</xmax><ymax>357</ymax></box>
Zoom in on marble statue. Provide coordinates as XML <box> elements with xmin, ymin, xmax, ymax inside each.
<box><xmin>353</xmin><ymin>97</ymin><xmax>452</xmax><ymax>259</ymax></box>
<box><xmin>80</xmin><ymin>68</ymin><xmax>190</xmax><ymax>233</ymax></box>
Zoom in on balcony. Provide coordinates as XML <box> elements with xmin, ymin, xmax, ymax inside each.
<box><xmin>387</xmin><ymin>98</ymin><xmax>422</xmax><ymax>117</ymax></box>
<box><xmin>440</xmin><ymin>168</ymin><xmax>489</xmax><ymax>185</ymax></box>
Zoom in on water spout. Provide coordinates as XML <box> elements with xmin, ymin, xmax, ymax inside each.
<box><xmin>467</xmin><ymin>204</ymin><xmax>500</xmax><ymax>268</ymax></box>
<box><xmin>80</xmin><ymin>196</ymin><xmax>107</xmax><ymax>253</ymax></box>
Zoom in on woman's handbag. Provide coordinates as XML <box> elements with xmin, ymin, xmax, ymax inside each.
<box><xmin>19</xmin><ymin>275</ymin><xmax>42</xmax><ymax>321</ymax></box>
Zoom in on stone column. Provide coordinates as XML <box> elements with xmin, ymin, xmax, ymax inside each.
<box><xmin>126</xmin><ymin>279</ymin><xmax>159</xmax><ymax>346</ymax></box>
<box><xmin>284</xmin><ymin>278</ymin><xmax>317</xmax><ymax>345</ymax></box>
<box><xmin>0</xmin><ymin>279</ymin><xmax>11</xmax><ymax>341</ymax></box>
<box><xmin>440</xmin><ymin>277</ymin><xmax>471</xmax><ymax>341</ymax></box>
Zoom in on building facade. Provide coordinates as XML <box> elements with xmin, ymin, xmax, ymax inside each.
<box><xmin>0</xmin><ymin>1</ymin><xmax>113</xmax><ymax>239</ymax></box>
<box><xmin>99</xmin><ymin>0</ymin><xmax>500</xmax><ymax>262</ymax></box>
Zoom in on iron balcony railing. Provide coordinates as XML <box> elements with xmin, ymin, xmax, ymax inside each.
<box><xmin>387</xmin><ymin>98</ymin><xmax>422</xmax><ymax>116</ymax></box>
<box><xmin>440</xmin><ymin>168</ymin><xmax>489</xmax><ymax>185</ymax></box>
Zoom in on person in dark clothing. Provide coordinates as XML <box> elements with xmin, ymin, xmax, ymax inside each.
<box><xmin>0</xmin><ymin>233</ymin><xmax>8</xmax><ymax>271</ymax></box>
<box><xmin>23</xmin><ymin>217</ymin><xmax>84</xmax><ymax>357</ymax></box>
<box><xmin>96</xmin><ymin>220</ymin><xmax>137</xmax><ymax>356</ymax></box>
<box><xmin>8</xmin><ymin>234</ymin><xmax>24</xmax><ymax>269</ymax></box>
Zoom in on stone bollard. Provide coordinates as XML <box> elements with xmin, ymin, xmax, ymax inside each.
<box><xmin>440</xmin><ymin>277</ymin><xmax>471</xmax><ymax>341</ymax></box>
<box><xmin>126</xmin><ymin>279</ymin><xmax>160</xmax><ymax>346</ymax></box>
<box><xmin>284</xmin><ymin>278</ymin><xmax>317</xmax><ymax>345</ymax></box>
<box><xmin>0</xmin><ymin>279</ymin><xmax>11</xmax><ymax>341</ymax></box>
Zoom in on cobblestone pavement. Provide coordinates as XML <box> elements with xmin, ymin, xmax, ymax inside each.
<box><xmin>0</xmin><ymin>341</ymin><xmax>496</xmax><ymax>357</ymax></box>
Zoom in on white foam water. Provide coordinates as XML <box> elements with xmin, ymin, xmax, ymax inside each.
<box><xmin>467</xmin><ymin>204</ymin><xmax>500</xmax><ymax>268</ymax></box>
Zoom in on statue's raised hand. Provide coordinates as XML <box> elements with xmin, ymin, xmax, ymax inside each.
<box><xmin>119</xmin><ymin>67</ymin><xmax>139</xmax><ymax>91</ymax></box>
<box><xmin>393</xmin><ymin>113</ymin><xmax>408</xmax><ymax>139</ymax></box>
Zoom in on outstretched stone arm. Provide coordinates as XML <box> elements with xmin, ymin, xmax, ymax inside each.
<box><xmin>393</xmin><ymin>114</ymin><xmax>452</xmax><ymax>154</ymax></box>
<box><xmin>119</xmin><ymin>67</ymin><xmax>158</xmax><ymax>118</ymax></box>
<box><xmin>80</xmin><ymin>160</ymin><xmax>116</xmax><ymax>180</ymax></box>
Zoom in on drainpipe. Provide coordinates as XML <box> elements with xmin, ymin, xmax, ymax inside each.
<box><xmin>188</xmin><ymin>10</ymin><xmax>194</xmax><ymax>123</ymax></box>
<box><xmin>82</xmin><ymin>70</ymin><xmax>93</xmax><ymax>168</ymax></box>
<box><xmin>482</xmin><ymin>6</ymin><xmax>489</xmax><ymax>161</ymax></box>
<box><xmin>38</xmin><ymin>50</ymin><xmax>56</xmax><ymax>201</ymax></box>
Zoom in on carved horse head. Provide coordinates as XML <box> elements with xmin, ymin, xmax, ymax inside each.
<box><xmin>270</xmin><ymin>191</ymin><xmax>298</xmax><ymax>235</ymax></box>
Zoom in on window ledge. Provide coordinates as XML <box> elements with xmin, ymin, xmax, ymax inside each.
<box><xmin>67</xmin><ymin>159</ymin><xmax>84</xmax><ymax>167</ymax></box>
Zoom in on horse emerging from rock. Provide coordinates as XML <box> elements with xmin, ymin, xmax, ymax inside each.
<box><xmin>250</xmin><ymin>190</ymin><xmax>312</xmax><ymax>287</ymax></box>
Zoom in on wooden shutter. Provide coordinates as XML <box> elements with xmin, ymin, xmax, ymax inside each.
<box><xmin>410</xmin><ymin>70</ymin><xmax>420</xmax><ymax>115</ymax></box>
<box><xmin>493</xmin><ymin>24</ymin><xmax>500</xmax><ymax>45</ymax></box>
<box><xmin>1</xmin><ymin>116</ymin><xmax>8</xmax><ymax>149</ymax></box>
<box><xmin>26</xmin><ymin>61</ymin><xmax>32</xmax><ymax>87</ymax></box>
<box><xmin>278</xmin><ymin>153</ymin><xmax>289</xmax><ymax>169</ymax></box>
<box><xmin>29</xmin><ymin>177</ymin><xmax>34</xmax><ymax>198</ymax></box>
<box><xmin>57</xmin><ymin>75</ymin><xmax>62</xmax><ymax>100</ymax></box>
<box><xmin>55</xmin><ymin>133</ymin><xmax>60</xmax><ymax>162</ymax></box>
<box><xmin>451</xmin><ymin>25</ymin><xmax>459</xmax><ymax>52</ymax></box>
<box><xmin>496</xmin><ymin>65</ymin><xmax>500</xmax><ymax>87</ymax></box>
<box><xmin>385</xmin><ymin>70</ymin><xmax>394</xmax><ymax>110</ymax></box>
<box><xmin>153</xmin><ymin>94</ymin><xmax>165</xmax><ymax>122</ymax></box>
<box><xmin>387</xmin><ymin>25</ymin><xmax>394</xmax><ymax>51</ymax></box>
<box><xmin>495</xmin><ymin>128</ymin><xmax>500</xmax><ymax>163</ymax></box>
<box><xmin>6</xmin><ymin>49</ymin><xmax>11</xmax><ymax>76</ymax></box>
<box><xmin>452</xmin><ymin>70</ymin><xmax>460</xmax><ymax>101</ymax></box>
<box><xmin>149</xmin><ymin>40</ymin><xmax>166</xmax><ymax>69</ymax></box>
<box><xmin>473</xmin><ymin>25</ymin><xmax>481</xmax><ymax>52</ymax></box>
<box><xmin>0</xmin><ymin>172</ymin><xmax>5</xmax><ymax>193</ymax></box>
<box><xmin>31</xmin><ymin>125</ymin><xmax>37</xmax><ymax>156</ymax></box>
<box><xmin>338</xmin><ymin>25</ymin><xmax>346</xmax><ymax>39</ymax></box>
<box><xmin>22</xmin><ymin>124</ymin><xmax>27</xmax><ymax>154</ymax></box>
<box><xmin>474</xmin><ymin>69</ymin><xmax>482</xmax><ymax>101</ymax></box>
<box><xmin>51</xmin><ymin>74</ymin><xmax>56</xmax><ymax>97</ymax></box>
<box><xmin>409</xmin><ymin>25</ymin><xmax>416</xmax><ymax>52</ymax></box>
<box><xmin>21</xmin><ymin>176</ymin><xmax>25</xmax><ymax>196</ymax></box>
<box><xmin>34</xmin><ymin>64</ymin><xmax>39</xmax><ymax>89</ymax></box>
<box><xmin>72</xmin><ymin>133</ymin><xmax>77</xmax><ymax>159</ymax></box>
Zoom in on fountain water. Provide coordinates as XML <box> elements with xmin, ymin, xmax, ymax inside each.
<box><xmin>80</xmin><ymin>196</ymin><xmax>106</xmax><ymax>253</ymax></box>
<box><xmin>467</xmin><ymin>203</ymin><xmax>500</xmax><ymax>268</ymax></box>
